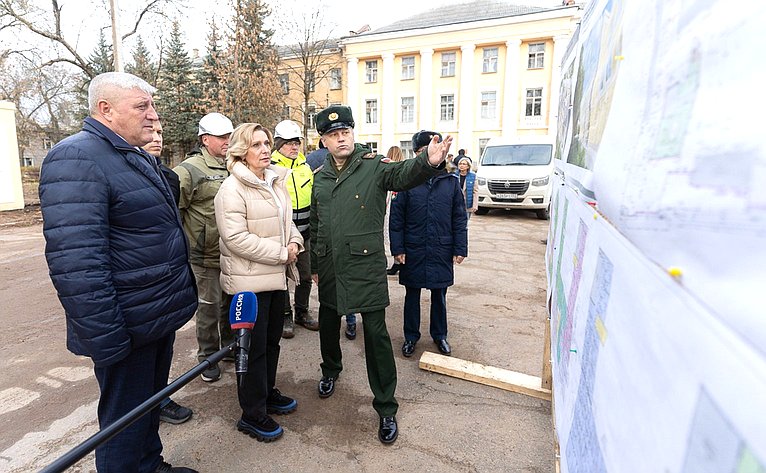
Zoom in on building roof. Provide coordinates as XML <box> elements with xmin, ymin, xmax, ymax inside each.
<box><xmin>362</xmin><ymin>1</ymin><xmax>554</xmax><ymax>36</ymax></box>
<box><xmin>277</xmin><ymin>39</ymin><xmax>340</xmax><ymax>58</ymax></box>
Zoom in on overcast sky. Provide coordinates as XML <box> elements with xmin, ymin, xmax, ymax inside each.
<box><xmin>184</xmin><ymin>0</ymin><xmax>566</xmax><ymax>50</ymax></box>
<box><xmin>2</xmin><ymin>0</ymin><xmax>566</xmax><ymax>66</ymax></box>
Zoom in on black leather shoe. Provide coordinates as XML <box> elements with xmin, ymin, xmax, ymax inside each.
<box><xmin>318</xmin><ymin>376</ymin><xmax>337</xmax><ymax>398</ymax></box>
<box><xmin>378</xmin><ymin>416</ymin><xmax>398</xmax><ymax>444</ymax></box>
<box><xmin>435</xmin><ymin>339</ymin><xmax>451</xmax><ymax>355</ymax></box>
<box><xmin>402</xmin><ymin>340</ymin><xmax>416</xmax><ymax>358</ymax></box>
<box><xmin>345</xmin><ymin>322</ymin><xmax>356</xmax><ymax>340</ymax></box>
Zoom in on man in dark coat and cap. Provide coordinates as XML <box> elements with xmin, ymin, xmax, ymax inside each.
<box><xmin>389</xmin><ymin>131</ymin><xmax>468</xmax><ymax>359</ymax></box>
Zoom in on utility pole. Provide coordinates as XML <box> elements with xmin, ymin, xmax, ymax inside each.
<box><xmin>110</xmin><ymin>0</ymin><xmax>123</xmax><ymax>71</ymax></box>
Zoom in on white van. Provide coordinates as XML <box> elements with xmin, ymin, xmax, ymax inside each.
<box><xmin>475</xmin><ymin>137</ymin><xmax>554</xmax><ymax>219</ymax></box>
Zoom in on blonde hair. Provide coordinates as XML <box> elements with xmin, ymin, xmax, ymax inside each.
<box><xmin>226</xmin><ymin>123</ymin><xmax>273</xmax><ymax>170</ymax></box>
<box><xmin>386</xmin><ymin>145</ymin><xmax>404</xmax><ymax>162</ymax></box>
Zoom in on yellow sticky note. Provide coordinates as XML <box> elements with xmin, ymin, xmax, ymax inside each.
<box><xmin>595</xmin><ymin>317</ymin><xmax>607</xmax><ymax>345</ymax></box>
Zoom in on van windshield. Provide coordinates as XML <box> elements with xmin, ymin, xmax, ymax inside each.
<box><xmin>481</xmin><ymin>144</ymin><xmax>553</xmax><ymax>166</ymax></box>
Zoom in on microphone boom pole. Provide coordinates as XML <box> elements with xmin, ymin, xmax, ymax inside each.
<box><xmin>40</xmin><ymin>341</ymin><xmax>236</xmax><ymax>473</ymax></box>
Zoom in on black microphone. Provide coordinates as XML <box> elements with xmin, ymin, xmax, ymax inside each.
<box><xmin>228</xmin><ymin>291</ymin><xmax>257</xmax><ymax>386</ymax></box>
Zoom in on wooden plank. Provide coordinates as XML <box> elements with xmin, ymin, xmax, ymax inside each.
<box><xmin>418</xmin><ymin>351</ymin><xmax>552</xmax><ymax>401</ymax></box>
<box><xmin>542</xmin><ymin>316</ymin><xmax>553</xmax><ymax>390</ymax></box>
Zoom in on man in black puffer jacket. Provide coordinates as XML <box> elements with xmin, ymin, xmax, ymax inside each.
<box><xmin>39</xmin><ymin>72</ymin><xmax>199</xmax><ymax>473</ymax></box>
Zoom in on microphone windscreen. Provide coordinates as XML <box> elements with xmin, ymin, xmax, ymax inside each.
<box><xmin>229</xmin><ymin>291</ymin><xmax>257</xmax><ymax>329</ymax></box>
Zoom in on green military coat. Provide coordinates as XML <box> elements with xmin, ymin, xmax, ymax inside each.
<box><xmin>310</xmin><ymin>144</ymin><xmax>444</xmax><ymax>313</ymax></box>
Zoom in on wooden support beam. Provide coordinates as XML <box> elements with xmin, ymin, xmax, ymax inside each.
<box><xmin>542</xmin><ymin>316</ymin><xmax>553</xmax><ymax>390</ymax></box>
<box><xmin>418</xmin><ymin>351</ymin><xmax>552</xmax><ymax>401</ymax></box>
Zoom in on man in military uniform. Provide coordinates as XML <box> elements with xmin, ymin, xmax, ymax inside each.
<box><xmin>174</xmin><ymin>112</ymin><xmax>235</xmax><ymax>383</ymax></box>
<box><xmin>310</xmin><ymin>105</ymin><xmax>453</xmax><ymax>444</ymax></box>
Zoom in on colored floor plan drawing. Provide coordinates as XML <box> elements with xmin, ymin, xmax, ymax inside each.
<box><xmin>565</xmin><ymin>249</ymin><xmax>613</xmax><ymax>473</ymax></box>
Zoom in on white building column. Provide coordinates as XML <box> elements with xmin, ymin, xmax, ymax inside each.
<box><xmin>502</xmin><ymin>39</ymin><xmax>521</xmax><ymax>136</ymax></box>
<box><xmin>458</xmin><ymin>44</ymin><xmax>475</xmax><ymax>152</ymax></box>
<box><xmin>381</xmin><ymin>53</ymin><xmax>395</xmax><ymax>150</ymax></box>
<box><xmin>419</xmin><ymin>48</ymin><xmax>434</xmax><ymax>131</ymax></box>
<box><xmin>346</xmin><ymin>57</ymin><xmax>359</xmax><ymax>118</ymax></box>
<box><xmin>549</xmin><ymin>35</ymin><xmax>571</xmax><ymax>139</ymax></box>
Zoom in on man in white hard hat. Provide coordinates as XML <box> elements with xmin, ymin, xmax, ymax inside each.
<box><xmin>174</xmin><ymin>112</ymin><xmax>235</xmax><ymax>383</ymax></box>
<box><xmin>271</xmin><ymin>120</ymin><xmax>320</xmax><ymax>338</ymax></box>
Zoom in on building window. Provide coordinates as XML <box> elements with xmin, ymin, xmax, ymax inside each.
<box><xmin>528</xmin><ymin>42</ymin><xmax>545</xmax><ymax>69</ymax></box>
<box><xmin>400</xmin><ymin>140</ymin><xmax>414</xmax><ymax>159</ymax></box>
<box><xmin>307</xmin><ymin>105</ymin><xmax>317</xmax><ymax>129</ymax></box>
<box><xmin>365</xmin><ymin>60</ymin><xmax>378</xmax><ymax>82</ymax></box>
<box><xmin>480</xmin><ymin>91</ymin><xmax>496</xmax><ymax>119</ymax></box>
<box><xmin>482</xmin><ymin>47</ymin><xmax>498</xmax><ymax>73</ymax></box>
<box><xmin>365</xmin><ymin>142</ymin><xmax>378</xmax><ymax>153</ymax></box>
<box><xmin>307</xmin><ymin>71</ymin><xmax>315</xmax><ymax>92</ymax></box>
<box><xmin>440</xmin><ymin>94</ymin><xmax>455</xmax><ymax>121</ymax></box>
<box><xmin>329</xmin><ymin>68</ymin><xmax>342</xmax><ymax>90</ymax></box>
<box><xmin>479</xmin><ymin>138</ymin><xmax>490</xmax><ymax>157</ymax></box>
<box><xmin>441</xmin><ymin>52</ymin><xmax>456</xmax><ymax>77</ymax></box>
<box><xmin>365</xmin><ymin>99</ymin><xmax>378</xmax><ymax>124</ymax></box>
<box><xmin>279</xmin><ymin>73</ymin><xmax>289</xmax><ymax>94</ymax></box>
<box><xmin>401</xmin><ymin>96</ymin><xmax>414</xmax><ymax>123</ymax></box>
<box><xmin>526</xmin><ymin>88</ymin><xmax>543</xmax><ymax>116</ymax></box>
<box><xmin>401</xmin><ymin>56</ymin><xmax>415</xmax><ymax>80</ymax></box>
<box><xmin>282</xmin><ymin>105</ymin><xmax>290</xmax><ymax>120</ymax></box>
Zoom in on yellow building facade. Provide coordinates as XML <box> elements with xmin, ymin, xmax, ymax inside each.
<box><xmin>277</xmin><ymin>3</ymin><xmax>580</xmax><ymax>157</ymax></box>
<box><xmin>277</xmin><ymin>44</ymin><xmax>345</xmax><ymax>150</ymax></box>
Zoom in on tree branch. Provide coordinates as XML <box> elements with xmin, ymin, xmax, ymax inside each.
<box><xmin>121</xmin><ymin>0</ymin><xmax>163</xmax><ymax>40</ymax></box>
<box><xmin>0</xmin><ymin>0</ymin><xmax>95</xmax><ymax>77</ymax></box>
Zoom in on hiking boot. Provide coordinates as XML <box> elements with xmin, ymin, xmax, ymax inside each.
<box><xmin>282</xmin><ymin>312</ymin><xmax>294</xmax><ymax>339</ymax></box>
<box><xmin>160</xmin><ymin>399</ymin><xmax>193</xmax><ymax>424</ymax></box>
<box><xmin>295</xmin><ymin>310</ymin><xmax>319</xmax><ymax>331</ymax></box>
<box><xmin>266</xmin><ymin>388</ymin><xmax>297</xmax><ymax>415</ymax></box>
<box><xmin>237</xmin><ymin>415</ymin><xmax>283</xmax><ymax>442</ymax></box>
<box><xmin>201</xmin><ymin>362</ymin><xmax>221</xmax><ymax>382</ymax></box>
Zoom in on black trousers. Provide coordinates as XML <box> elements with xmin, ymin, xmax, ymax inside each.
<box><xmin>225</xmin><ymin>290</ymin><xmax>285</xmax><ymax>420</ymax></box>
<box><xmin>94</xmin><ymin>334</ymin><xmax>174</xmax><ymax>473</ymax></box>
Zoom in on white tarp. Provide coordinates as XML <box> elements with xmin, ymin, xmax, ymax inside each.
<box><xmin>548</xmin><ymin>181</ymin><xmax>766</xmax><ymax>473</ymax></box>
<box><xmin>548</xmin><ymin>0</ymin><xmax>766</xmax><ymax>470</ymax></box>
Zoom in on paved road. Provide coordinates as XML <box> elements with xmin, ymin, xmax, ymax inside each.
<box><xmin>0</xmin><ymin>210</ymin><xmax>553</xmax><ymax>472</ymax></box>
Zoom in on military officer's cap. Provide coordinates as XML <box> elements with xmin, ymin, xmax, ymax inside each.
<box><xmin>316</xmin><ymin>105</ymin><xmax>355</xmax><ymax>135</ymax></box>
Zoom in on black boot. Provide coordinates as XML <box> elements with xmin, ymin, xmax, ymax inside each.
<box><xmin>345</xmin><ymin>322</ymin><xmax>356</xmax><ymax>340</ymax></box>
<box><xmin>386</xmin><ymin>263</ymin><xmax>400</xmax><ymax>275</ymax></box>
<box><xmin>281</xmin><ymin>312</ymin><xmax>294</xmax><ymax>339</ymax></box>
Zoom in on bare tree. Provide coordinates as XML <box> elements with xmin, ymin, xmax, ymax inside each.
<box><xmin>276</xmin><ymin>6</ymin><xmax>343</xmax><ymax>143</ymax></box>
<box><xmin>0</xmin><ymin>56</ymin><xmax>78</xmax><ymax>161</ymax></box>
<box><xmin>0</xmin><ymin>0</ymin><xmax>178</xmax><ymax>77</ymax></box>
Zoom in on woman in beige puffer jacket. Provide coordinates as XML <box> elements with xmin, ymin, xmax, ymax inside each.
<box><xmin>214</xmin><ymin>122</ymin><xmax>303</xmax><ymax>442</ymax></box>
